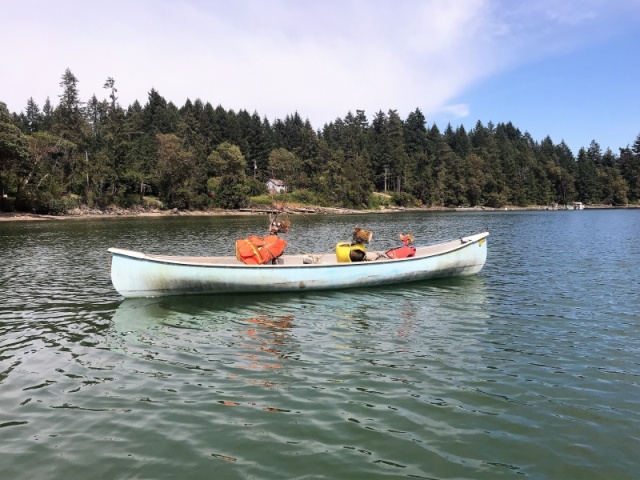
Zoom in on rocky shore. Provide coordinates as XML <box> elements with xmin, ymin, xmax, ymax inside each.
<box><xmin>1</xmin><ymin>203</ymin><xmax>636</xmax><ymax>222</ymax></box>
<box><xmin>0</xmin><ymin>205</ymin><xmax>420</xmax><ymax>221</ymax></box>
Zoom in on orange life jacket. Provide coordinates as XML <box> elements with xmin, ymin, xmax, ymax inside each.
<box><xmin>386</xmin><ymin>245</ymin><xmax>416</xmax><ymax>259</ymax></box>
<box><xmin>235</xmin><ymin>235</ymin><xmax>287</xmax><ymax>265</ymax></box>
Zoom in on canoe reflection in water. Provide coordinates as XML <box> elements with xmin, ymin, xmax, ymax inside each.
<box><xmin>108</xmin><ymin>296</ymin><xmax>299</xmax><ymax>412</ymax></box>
<box><xmin>228</xmin><ymin>314</ymin><xmax>294</xmax><ymax>389</ymax></box>
<box><xmin>107</xmin><ymin>276</ymin><xmax>489</xmax><ymax>412</ymax></box>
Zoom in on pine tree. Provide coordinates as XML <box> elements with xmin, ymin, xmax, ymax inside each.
<box><xmin>575</xmin><ymin>147</ymin><xmax>600</xmax><ymax>203</ymax></box>
<box><xmin>24</xmin><ymin>98</ymin><xmax>42</xmax><ymax>133</ymax></box>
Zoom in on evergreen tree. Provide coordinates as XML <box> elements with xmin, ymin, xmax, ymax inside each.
<box><xmin>41</xmin><ymin>97</ymin><xmax>54</xmax><ymax>131</ymax></box>
<box><xmin>598</xmin><ymin>166</ymin><xmax>628</xmax><ymax>205</ymax></box>
<box><xmin>296</xmin><ymin>120</ymin><xmax>320</xmax><ymax>186</ymax></box>
<box><xmin>221</xmin><ymin>108</ymin><xmax>241</xmax><ymax>145</ymax></box>
<box><xmin>243</xmin><ymin>112</ymin><xmax>274</xmax><ymax>182</ymax></box>
<box><xmin>403</xmin><ymin>108</ymin><xmax>428</xmax><ymax>156</ymax></box>
<box><xmin>386</xmin><ymin>110</ymin><xmax>408</xmax><ymax>193</ymax></box>
<box><xmin>340</xmin><ymin>110</ymin><xmax>368</xmax><ymax>158</ymax></box>
<box><xmin>104</xmin><ymin>77</ymin><xmax>118</xmax><ymax>110</ymax></box>
<box><xmin>52</xmin><ymin>68</ymin><xmax>88</xmax><ymax>146</ymax></box>
<box><xmin>122</xmin><ymin>100</ymin><xmax>155</xmax><ymax>199</ymax></box>
<box><xmin>24</xmin><ymin>98</ymin><xmax>42</xmax><ymax>134</ymax></box>
<box><xmin>369</xmin><ymin>111</ymin><xmax>390</xmax><ymax>192</ymax></box>
<box><xmin>451</xmin><ymin>124</ymin><xmax>471</xmax><ymax>158</ymax></box>
<box><xmin>575</xmin><ymin>147</ymin><xmax>600</xmax><ymax>203</ymax></box>
<box><xmin>601</xmin><ymin>148</ymin><xmax>617</xmax><ymax>168</ymax></box>
<box><xmin>465</xmin><ymin>153</ymin><xmax>486</xmax><ymax>205</ymax></box>
<box><xmin>143</xmin><ymin>89</ymin><xmax>175</xmax><ymax>134</ymax></box>
<box><xmin>0</xmin><ymin>102</ymin><xmax>30</xmax><ymax>209</ymax></box>
<box><xmin>619</xmin><ymin>133</ymin><xmax>640</xmax><ymax>202</ymax></box>
<box><xmin>4</xmin><ymin>68</ymin><xmax>638</xmax><ymax>212</ymax></box>
<box><xmin>587</xmin><ymin>140</ymin><xmax>603</xmax><ymax>166</ymax></box>
<box><xmin>235</xmin><ymin>109</ymin><xmax>253</xmax><ymax>160</ymax></box>
<box><xmin>403</xmin><ymin>108</ymin><xmax>429</xmax><ymax>203</ymax></box>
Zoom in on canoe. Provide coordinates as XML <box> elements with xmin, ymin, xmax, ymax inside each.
<box><xmin>108</xmin><ymin>231</ymin><xmax>489</xmax><ymax>298</ymax></box>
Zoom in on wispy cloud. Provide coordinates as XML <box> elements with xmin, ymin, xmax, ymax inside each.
<box><xmin>0</xmin><ymin>0</ymin><xmax>637</xmax><ymax>128</ymax></box>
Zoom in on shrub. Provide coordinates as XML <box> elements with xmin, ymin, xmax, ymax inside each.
<box><xmin>142</xmin><ymin>196</ymin><xmax>164</xmax><ymax>209</ymax></box>
<box><xmin>368</xmin><ymin>193</ymin><xmax>391</xmax><ymax>209</ymax></box>
<box><xmin>120</xmin><ymin>194</ymin><xmax>144</xmax><ymax>208</ymax></box>
<box><xmin>288</xmin><ymin>189</ymin><xmax>325</xmax><ymax>206</ymax></box>
<box><xmin>485</xmin><ymin>192</ymin><xmax>508</xmax><ymax>208</ymax></box>
<box><xmin>249</xmin><ymin>194</ymin><xmax>275</xmax><ymax>206</ymax></box>
<box><xmin>0</xmin><ymin>196</ymin><xmax>16</xmax><ymax>212</ymax></box>
<box><xmin>246</xmin><ymin>177</ymin><xmax>268</xmax><ymax>196</ymax></box>
<box><xmin>391</xmin><ymin>191</ymin><xmax>416</xmax><ymax>207</ymax></box>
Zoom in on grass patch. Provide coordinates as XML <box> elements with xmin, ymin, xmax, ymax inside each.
<box><xmin>249</xmin><ymin>195</ymin><xmax>276</xmax><ymax>206</ymax></box>
<box><xmin>142</xmin><ymin>196</ymin><xmax>164</xmax><ymax>209</ymax></box>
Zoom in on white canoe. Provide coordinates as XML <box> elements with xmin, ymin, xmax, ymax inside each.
<box><xmin>108</xmin><ymin>232</ymin><xmax>489</xmax><ymax>298</ymax></box>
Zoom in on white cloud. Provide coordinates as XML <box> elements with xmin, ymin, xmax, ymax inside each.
<box><xmin>0</xmin><ymin>0</ymin><xmax>637</xmax><ymax>128</ymax></box>
<box><xmin>438</xmin><ymin>103</ymin><xmax>471</xmax><ymax>119</ymax></box>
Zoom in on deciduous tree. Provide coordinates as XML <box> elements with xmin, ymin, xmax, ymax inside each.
<box><xmin>207</xmin><ymin>142</ymin><xmax>249</xmax><ymax>209</ymax></box>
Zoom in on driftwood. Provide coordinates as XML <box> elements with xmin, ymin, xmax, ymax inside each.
<box><xmin>239</xmin><ymin>206</ymin><xmax>364</xmax><ymax>215</ymax></box>
<box><xmin>239</xmin><ymin>208</ymin><xmax>280</xmax><ymax>214</ymax></box>
<box><xmin>286</xmin><ymin>207</ymin><xmax>317</xmax><ymax>214</ymax></box>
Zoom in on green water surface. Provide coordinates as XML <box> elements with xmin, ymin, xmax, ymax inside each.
<box><xmin>1</xmin><ymin>210</ymin><xmax>638</xmax><ymax>479</ymax></box>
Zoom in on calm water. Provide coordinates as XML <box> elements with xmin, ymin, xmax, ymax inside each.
<box><xmin>1</xmin><ymin>210</ymin><xmax>639</xmax><ymax>479</ymax></box>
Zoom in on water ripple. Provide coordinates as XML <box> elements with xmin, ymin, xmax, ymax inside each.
<box><xmin>1</xmin><ymin>212</ymin><xmax>639</xmax><ymax>479</ymax></box>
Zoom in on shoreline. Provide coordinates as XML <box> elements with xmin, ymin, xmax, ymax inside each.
<box><xmin>1</xmin><ymin>204</ymin><xmax>637</xmax><ymax>222</ymax></box>
<box><xmin>0</xmin><ymin>206</ymin><xmax>431</xmax><ymax>222</ymax></box>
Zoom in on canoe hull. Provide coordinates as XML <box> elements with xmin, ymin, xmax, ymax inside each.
<box><xmin>109</xmin><ymin>232</ymin><xmax>488</xmax><ymax>298</ymax></box>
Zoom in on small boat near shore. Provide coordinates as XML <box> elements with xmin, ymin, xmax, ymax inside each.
<box><xmin>108</xmin><ymin>232</ymin><xmax>488</xmax><ymax>298</ymax></box>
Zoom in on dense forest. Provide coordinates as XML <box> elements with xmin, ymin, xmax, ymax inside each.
<box><xmin>1</xmin><ymin>68</ymin><xmax>639</xmax><ymax>214</ymax></box>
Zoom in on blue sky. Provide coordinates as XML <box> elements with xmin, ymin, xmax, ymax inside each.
<box><xmin>1</xmin><ymin>0</ymin><xmax>639</xmax><ymax>156</ymax></box>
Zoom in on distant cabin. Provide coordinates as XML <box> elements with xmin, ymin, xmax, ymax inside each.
<box><xmin>267</xmin><ymin>179</ymin><xmax>287</xmax><ymax>194</ymax></box>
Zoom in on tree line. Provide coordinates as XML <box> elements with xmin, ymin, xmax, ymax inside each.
<box><xmin>1</xmin><ymin>68</ymin><xmax>639</xmax><ymax>214</ymax></box>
